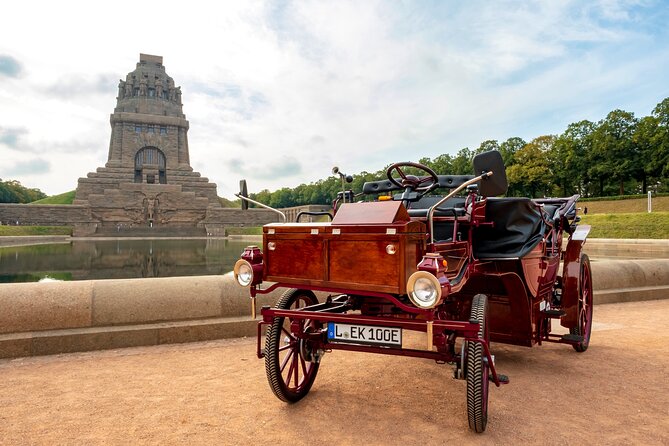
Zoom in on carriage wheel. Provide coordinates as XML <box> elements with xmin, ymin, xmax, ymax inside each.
<box><xmin>265</xmin><ymin>289</ymin><xmax>320</xmax><ymax>402</ymax></box>
<box><xmin>570</xmin><ymin>254</ymin><xmax>593</xmax><ymax>352</ymax></box>
<box><xmin>466</xmin><ymin>294</ymin><xmax>490</xmax><ymax>433</ymax></box>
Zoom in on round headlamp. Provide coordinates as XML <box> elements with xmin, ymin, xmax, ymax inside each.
<box><xmin>406</xmin><ymin>271</ymin><xmax>442</xmax><ymax>309</ymax></box>
<box><xmin>233</xmin><ymin>259</ymin><xmax>254</xmax><ymax>287</ymax></box>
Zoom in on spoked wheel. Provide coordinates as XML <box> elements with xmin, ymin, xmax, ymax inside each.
<box><xmin>265</xmin><ymin>288</ymin><xmax>320</xmax><ymax>402</ymax></box>
<box><xmin>570</xmin><ymin>254</ymin><xmax>593</xmax><ymax>352</ymax></box>
<box><xmin>466</xmin><ymin>294</ymin><xmax>490</xmax><ymax>433</ymax></box>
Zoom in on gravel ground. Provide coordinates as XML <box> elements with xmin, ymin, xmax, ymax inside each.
<box><xmin>1</xmin><ymin>299</ymin><xmax>668</xmax><ymax>446</ymax></box>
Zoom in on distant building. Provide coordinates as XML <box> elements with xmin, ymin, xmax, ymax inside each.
<box><xmin>74</xmin><ymin>54</ymin><xmax>222</xmax><ymax>235</ymax></box>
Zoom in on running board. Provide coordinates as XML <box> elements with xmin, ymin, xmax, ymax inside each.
<box><xmin>540</xmin><ymin>309</ymin><xmax>566</xmax><ymax>318</ymax></box>
<box><xmin>560</xmin><ymin>333</ymin><xmax>584</xmax><ymax>343</ymax></box>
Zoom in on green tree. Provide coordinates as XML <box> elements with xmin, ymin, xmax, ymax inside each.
<box><xmin>451</xmin><ymin>148</ymin><xmax>474</xmax><ymax>175</ymax></box>
<box><xmin>634</xmin><ymin>115</ymin><xmax>660</xmax><ymax>193</ymax></box>
<box><xmin>499</xmin><ymin>137</ymin><xmax>525</xmax><ymax>167</ymax></box>
<box><xmin>553</xmin><ymin>120</ymin><xmax>595</xmax><ymax>196</ymax></box>
<box><xmin>0</xmin><ymin>179</ymin><xmax>47</xmax><ymax>203</ymax></box>
<box><xmin>651</xmin><ymin>98</ymin><xmax>669</xmax><ymax>179</ymax></box>
<box><xmin>590</xmin><ymin>109</ymin><xmax>638</xmax><ymax>195</ymax></box>
<box><xmin>506</xmin><ymin>136</ymin><xmax>553</xmax><ymax>197</ymax></box>
<box><xmin>476</xmin><ymin>140</ymin><xmax>499</xmax><ymax>154</ymax></box>
<box><xmin>430</xmin><ymin>153</ymin><xmax>453</xmax><ymax>174</ymax></box>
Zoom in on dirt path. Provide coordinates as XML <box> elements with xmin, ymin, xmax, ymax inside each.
<box><xmin>1</xmin><ymin>300</ymin><xmax>668</xmax><ymax>445</ymax></box>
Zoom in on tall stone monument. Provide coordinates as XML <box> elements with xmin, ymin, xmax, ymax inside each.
<box><xmin>74</xmin><ymin>54</ymin><xmax>221</xmax><ymax>235</ymax></box>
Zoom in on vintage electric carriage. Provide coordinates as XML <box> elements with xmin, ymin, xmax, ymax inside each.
<box><xmin>233</xmin><ymin>151</ymin><xmax>592</xmax><ymax>433</ymax></box>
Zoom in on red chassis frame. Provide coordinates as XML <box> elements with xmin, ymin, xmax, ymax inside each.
<box><xmin>242</xmin><ymin>192</ymin><xmax>589</xmax><ymax>388</ymax></box>
<box><xmin>253</xmin><ymin>287</ymin><xmax>504</xmax><ymax>386</ymax></box>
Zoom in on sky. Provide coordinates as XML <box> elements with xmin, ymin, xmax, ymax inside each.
<box><xmin>1</xmin><ymin>0</ymin><xmax>668</xmax><ymax>198</ymax></box>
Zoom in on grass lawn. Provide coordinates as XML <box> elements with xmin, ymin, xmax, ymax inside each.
<box><xmin>29</xmin><ymin>191</ymin><xmax>76</xmax><ymax>205</ymax></box>
<box><xmin>0</xmin><ymin>226</ymin><xmax>72</xmax><ymax>236</ymax></box>
<box><xmin>582</xmin><ymin>196</ymin><xmax>669</xmax><ymax>214</ymax></box>
<box><xmin>579</xmin><ymin>212</ymin><xmax>669</xmax><ymax>239</ymax></box>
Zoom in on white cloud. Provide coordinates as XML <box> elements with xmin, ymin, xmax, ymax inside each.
<box><xmin>0</xmin><ymin>0</ymin><xmax>667</xmax><ymax>197</ymax></box>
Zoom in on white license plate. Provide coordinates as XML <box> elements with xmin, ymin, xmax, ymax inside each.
<box><xmin>327</xmin><ymin>322</ymin><xmax>402</xmax><ymax>347</ymax></box>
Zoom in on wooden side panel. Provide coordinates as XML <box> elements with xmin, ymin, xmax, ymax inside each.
<box><xmin>265</xmin><ymin>238</ymin><xmax>324</xmax><ymax>281</ymax></box>
<box><xmin>329</xmin><ymin>240</ymin><xmax>400</xmax><ymax>289</ymax></box>
<box><xmin>261</xmin><ymin>221</ymin><xmax>425</xmax><ymax>294</ymax></box>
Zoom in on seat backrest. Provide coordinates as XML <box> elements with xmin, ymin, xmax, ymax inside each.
<box><xmin>473</xmin><ymin>198</ymin><xmax>545</xmax><ymax>259</ymax></box>
<box><xmin>406</xmin><ymin>195</ymin><xmax>466</xmax><ymax>218</ymax></box>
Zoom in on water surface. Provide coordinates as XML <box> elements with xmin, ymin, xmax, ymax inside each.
<box><xmin>0</xmin><ymin>239</ymin><xmax>252</xmax><ymax>283</ymax></box>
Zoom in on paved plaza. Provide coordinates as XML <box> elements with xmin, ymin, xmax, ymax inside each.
<box><xmin>1</xmin><ymin>299</ymin><xmax>668</xmax><ymax>445</ymax></box>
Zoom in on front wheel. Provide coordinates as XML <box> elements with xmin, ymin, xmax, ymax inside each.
<box><xmin>570</xmin><ymin>254</ymin><xmax>593</xmax><ymax>352</ymax></box>
<box><xmin>466</xmin><ymin>294</ymin><xmax>490</xmax><ymax>433</ymax></box>
<box><xmin>265</xmin><ymin>289</ymin><xmax>320</xmax><ymax>402</ymax></box>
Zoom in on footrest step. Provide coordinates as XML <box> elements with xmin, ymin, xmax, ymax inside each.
<box><xmin>561</xmin><ymin>333</ymin><xmax>584</xmax><ymax>343</ymax></box>
<box><xmin>488</xmin><ymin>373</ymin><xmax>509</xmax><ymax>384</ymax></box>
<box><xmin>540</xmin><ymin>309</ymin><xmax>566</xmax><ymax>318</ymax></box>
<box><xmin>489</xmin><ymin>373</ymin><xmax>510</xmax><ymax>384</ymax></box>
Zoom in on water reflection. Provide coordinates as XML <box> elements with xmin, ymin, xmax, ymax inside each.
<box><xmin>0</xmin><ymin>239</ymin><xmax>252</xmax><ymax>283</ymax></box>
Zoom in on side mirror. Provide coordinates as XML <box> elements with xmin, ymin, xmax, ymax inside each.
<box><xmin>472</xmin><ymin>150</ymin><xmax>508</xmax><ymax>197</ymax></box>
<box><xmin>239</xmin><ymin>179</ymin><xmax>249</xmax><ymax>210</ymax></box>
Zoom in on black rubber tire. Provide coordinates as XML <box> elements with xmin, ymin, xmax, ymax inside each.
<box><xmin>466</xmin><ymin>294</ymin><xmax>490</xmax><ymax>433</ymax></box>
<box><xmin>265</xmin><ymin>288</ymin><xmax>320</xmax><ymax>403</ymax></box>
<box><xmin>570</xmin><ymin>254</ymin><xmax>593</xmax><ymax>352</ymax></box>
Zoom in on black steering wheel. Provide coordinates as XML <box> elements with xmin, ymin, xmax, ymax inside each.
<box><xmin>386</xmin><ymin>162</ymin><xmax>439</xmax><ymax>192</ymax></box>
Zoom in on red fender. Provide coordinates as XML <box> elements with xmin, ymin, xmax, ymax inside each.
<box><xmin>560</xmin><ymin>225</ymin><xmax>591</xmax><ymax>329</ymax></box>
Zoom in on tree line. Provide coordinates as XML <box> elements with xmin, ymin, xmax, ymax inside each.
<box><xmin>0</xmin><ymin>180</ymin><xmax>46</xmax><ymax>203</ymax></box>
<box><xmin>250</xmin><ymin>97</ymin><xmax>669</xmax><ymax>208</ymax></box>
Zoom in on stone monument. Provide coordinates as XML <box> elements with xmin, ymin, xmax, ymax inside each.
<box><xmin>74</xmin><ymin>54</ymin><xmax>221</xmax><ymax>235</ymax></box>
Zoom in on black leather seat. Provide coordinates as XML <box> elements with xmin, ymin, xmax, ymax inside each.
<box><xmin>473</xmin><ymin>198</ymin><xmax>545</xmax><ymax>259</ymax></box>
<box><xmin>406</xmin><ymin>196</ymin><xmax>467</xmax><ymax>242</ymax></box>
<box><xmin>407</xmin><ymin>196</ymin><xmax>467</xmax><ymax>218</ymax></box>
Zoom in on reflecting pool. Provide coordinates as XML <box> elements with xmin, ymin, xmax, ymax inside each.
<box><xmin>0</xmin><ymin>239</ymin><xmax>253</xmax><ymax>283</ymax></box>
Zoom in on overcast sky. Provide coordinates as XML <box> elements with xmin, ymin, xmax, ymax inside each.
<box><xmin>1</xmin><ymin>0</ymin><xmax>668</xmax><ymax>198</ymax></box>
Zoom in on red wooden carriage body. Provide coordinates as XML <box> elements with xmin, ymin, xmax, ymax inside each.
<box><xmin>234</xmin><ymin>152</ymin><xmax>593</xmax><ymax>432</ymax></box>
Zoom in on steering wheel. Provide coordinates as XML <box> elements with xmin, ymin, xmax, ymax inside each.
<box><xmin>386</xmin><ymin>162</ymin><xmax>439</xmax><ymax>192</ymax></box>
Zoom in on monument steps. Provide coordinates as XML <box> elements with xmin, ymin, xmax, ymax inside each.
<box><xmin>86</xmin><ymin>173</ymin><xmax>135</xmax><ymax>180</ymax></box>
<box><xmin>80</xmin><ymin>177</ymin><xmax>133</xmax><ymax>184</ymax></box>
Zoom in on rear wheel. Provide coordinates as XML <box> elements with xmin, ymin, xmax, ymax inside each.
<box><xmin>570</xmin><ymin>254</ymin><xmax>593</xmax><ymax>352</ymax></box>
<box><xmin>265</xmin><ymin>289</ymin><xmax>320</xmax><ymax>402</ymax></box>
<box><xmin>466</xmin><ymin>294</ymin><xmax>490</xmax><ymax>433</ymax></box>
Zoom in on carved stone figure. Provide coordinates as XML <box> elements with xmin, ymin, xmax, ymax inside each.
<box><xmin>125</xmin><ymin>76</ymin><xmax>134</xmax><ymax>97</ymax></box>
<box><xmin>143</xmin><ymin>197</ymin><xmax>159</xmax><ymax>222</ymax></box>
<box><xmin>139</xmin><ymin>77</ymin><xmax>148</xmax><ymax>96</ymax></box>
<box><xmin>155</xmin><ymin>77</ymin><xmax>163</xmax><ymax>99</ymax></box>
<box><xmin>175</xmin><ymin>86</ymin><xmax>182</xmax><ymax>104</ymax></box>
<box><xmin>118</xmin><ymin>80</ymin><xmax>126</xmax><ymax>99</ymax></box>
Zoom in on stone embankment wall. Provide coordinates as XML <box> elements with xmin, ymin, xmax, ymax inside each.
<box><xmin>0</xmin><ymin>204</ymin><xmax>279</xmax><ymax>235</ymax></box>
<box><xmin>204</xmin><ymin>208</ymin><xmax>281</xmax><ymax>227</ymax></box>
<box><xmin>1</xmin><ymin>259</ymin><xmax>668</xmax><ymax>359</ymax></box>
<box><xmin>0</xmin><ymin>274</ymin><xmax>285</xmax><ymax>359</ymax></box>
<box><xmin>0</xmin><ymin>204</ymin><xmax>91</xmax><ymax>226</ymax></box>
